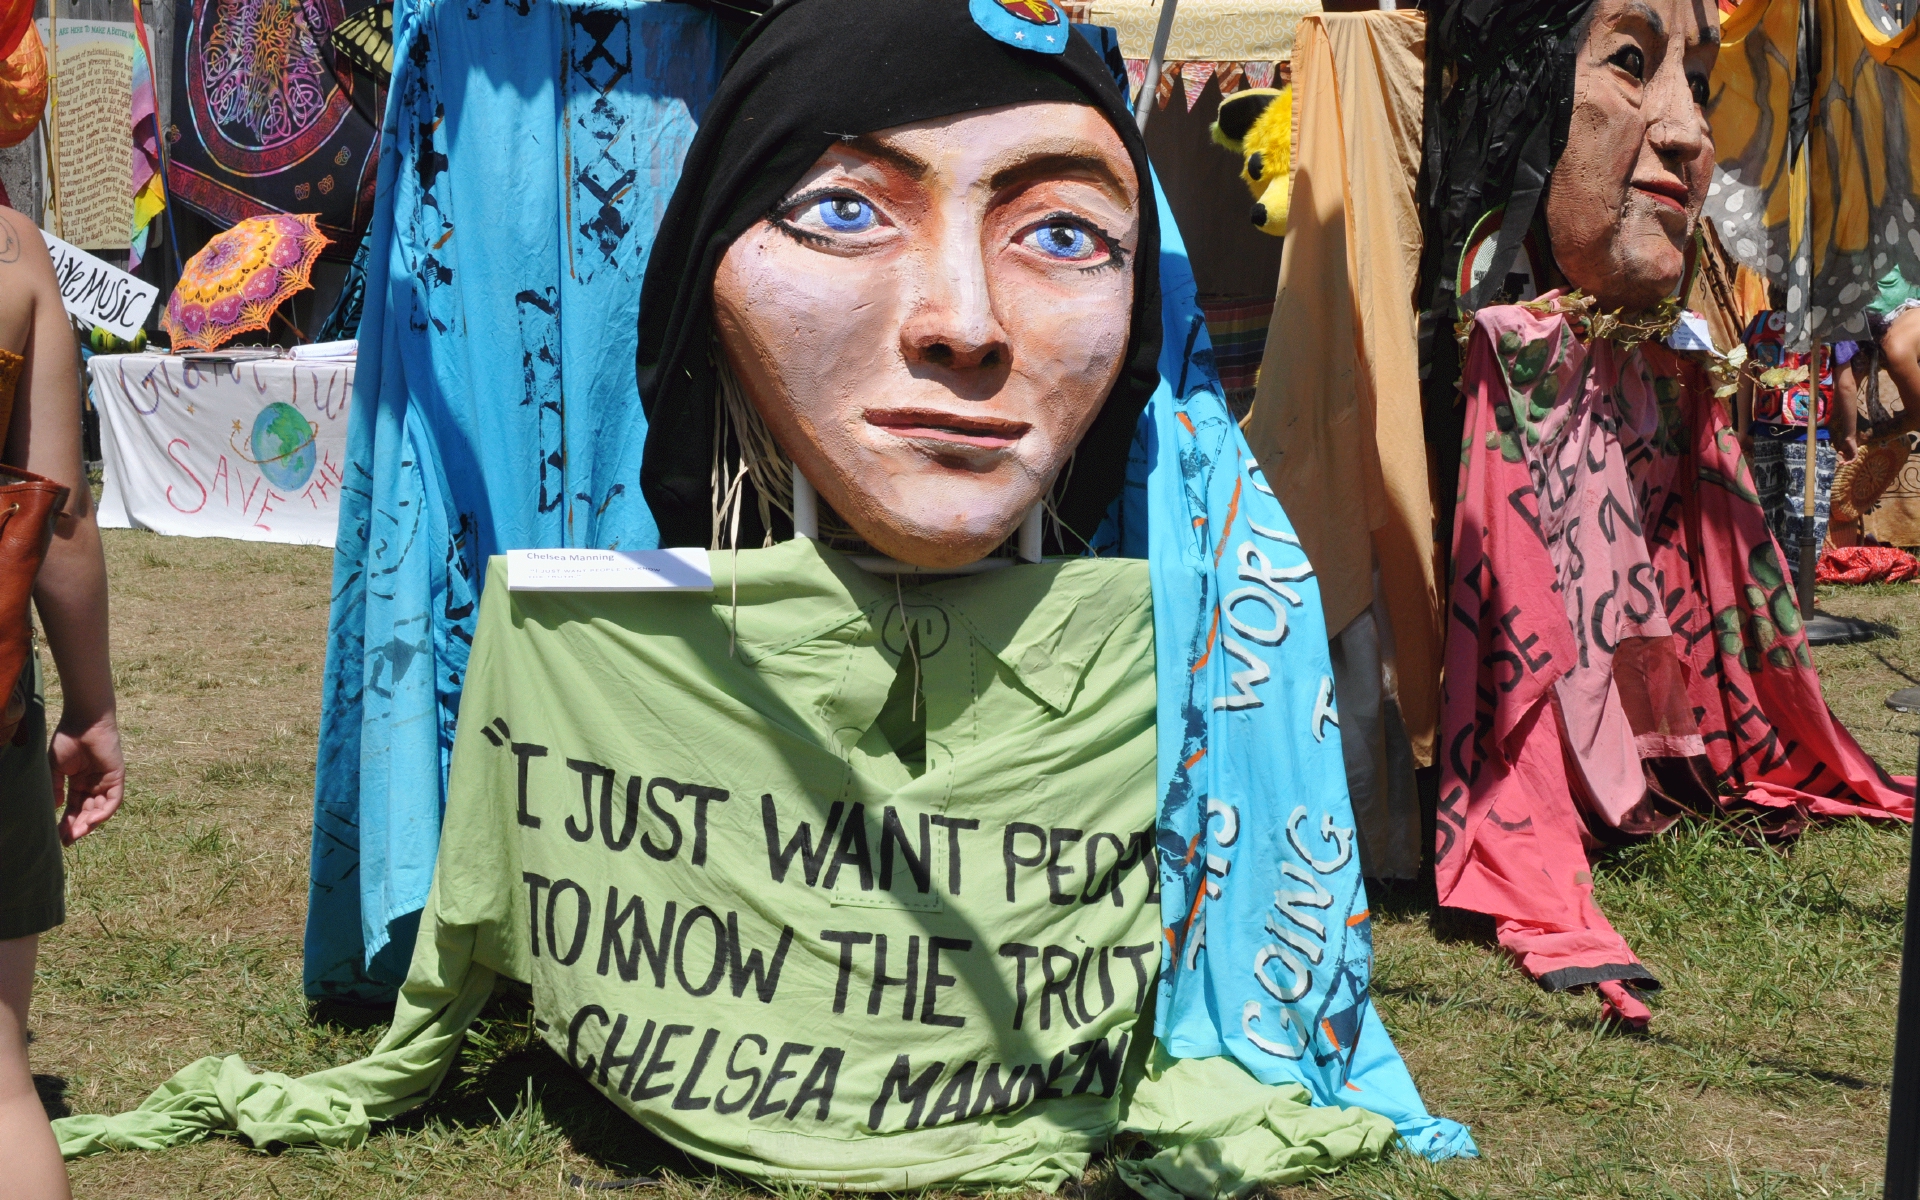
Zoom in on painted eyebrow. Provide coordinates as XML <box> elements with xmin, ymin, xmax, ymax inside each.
<box><xmin>837</xmin><ymin>134</ymin><xmax>931</xmax><ymax>181</ymax></box>
<box><xmin>988</xmin><ymin>152</ymin><xmax>1133</xmax><ymax>204</ymax></box>
<box><xmin>1623</xmin><ymin>0</ymin><xmax>1667</xmax><ymax>41</ymax></box>
<box><xmin>1609</xmin><ymin>3</ymin><xmax>1715</xmax><ymax>53</ymax></box>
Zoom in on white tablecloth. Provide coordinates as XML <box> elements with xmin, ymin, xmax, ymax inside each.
<box><xmin>89</xmin><ymin>353</ymin><xmax>354</xmax><ymax>547</ymax></box>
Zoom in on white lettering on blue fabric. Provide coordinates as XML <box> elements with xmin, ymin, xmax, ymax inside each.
<box><xmin>1286</xmin><ymin>806</ymin><xmax>1354</xmax><ymax>875</ymax></box>
<box><xmin>1311</xmin><ymin>676</ymin><xmax>1339</xmax><ymax>742</ymax></box>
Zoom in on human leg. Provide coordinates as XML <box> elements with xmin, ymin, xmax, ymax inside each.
<box><xmin>1810</xmin><ymin>440</ymin><xmax>1837</xmax><ymax>549</ymax></box>
<box><xmin>1751</xmin><ymin>437</ymin><xmax>1791</xmax><ymax>551</ymax></box>
<box><xmin>0</xmin><ymin>658</ymin><xmax>68</xmax><ymax>1196</ymax></box>
<box><xmin>0</xmin><ymin>935</ymin><xmax>70</xmax><ymax>1200</ymax></box>
<box><xmin>1778</xmin><ymin>438</ymin><xmax>1839</xmax><ymax>551</ymax></box>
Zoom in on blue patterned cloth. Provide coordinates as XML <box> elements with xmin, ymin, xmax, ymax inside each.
<box><xmin>1095</xmin><ymin>176</ymin><xmax>1475</xmax><ymax>1160</ymax></box>
<box><xmin>305</xmin><ymin>0</ymin><xmax>729</xmax><ymax>999</ymax></box>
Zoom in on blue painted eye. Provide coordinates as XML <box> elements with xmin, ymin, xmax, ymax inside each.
<box><xmin>1028</xmin><ymin>222</ymin><xmax>1098</xmax><ymax>261</ymax></box>
<box><xmin>817</xmin><ymin>196</ymin><xmax>875</xmax><ymax>232</ymax></box>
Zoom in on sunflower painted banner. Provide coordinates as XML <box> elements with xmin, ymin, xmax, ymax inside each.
<box><xmin>91</xmin><ymin>351</ymin><xmax>353</xmax><ymax>547</ymax></box>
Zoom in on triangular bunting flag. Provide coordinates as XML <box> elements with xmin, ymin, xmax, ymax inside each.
<box><xmin>1156</xmin><ymin>60</ymin><xmax>1178</xmax><ymax>109</ymax></box>
<box><xmin>1214</xmin><ymin>61</ymin><xmax>1245</xmax><ymax>95</ymax></box>
<box><xmin>1244</xmin><ymin>60</ymin><xmax>1275</xmax><ymax>89</ymax></box>
<box><xmin>1181</xmin><ymin>60</ymin><xmax>1214</xmax><ymax>111</ymax></box>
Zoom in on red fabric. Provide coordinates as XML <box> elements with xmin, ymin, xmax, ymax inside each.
<box><xmin>1817</xmin><ymin>544</ymin><xmax>1920</xmax><ymax>585</ymax></box>
<box><xmin>1437</xmin><ymin>301</ymin><xmax>1912</xmax><ymax>992</ymax></box>
<box><xmin>0</xmin><ymin>0</ymin><xmax>30</xmax><ymax>63</ymax></box>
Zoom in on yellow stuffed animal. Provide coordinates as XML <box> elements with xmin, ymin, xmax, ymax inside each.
<box><xmin>1210</xmin><ymin>86</ymin><xmax>1293</xmax><ymax>237</ymax></box>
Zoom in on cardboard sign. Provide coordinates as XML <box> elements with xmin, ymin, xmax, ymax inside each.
<box><xmin>41</xmin><ymin>231</ymin><xmax>158</xmax><ymax>339</ymax></box>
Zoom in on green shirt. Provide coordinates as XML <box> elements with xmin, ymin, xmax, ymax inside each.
<box><xmin>55</xmin><ymin>540</ymin><xmax>1395</xmax><ymax>1193</ymax></box>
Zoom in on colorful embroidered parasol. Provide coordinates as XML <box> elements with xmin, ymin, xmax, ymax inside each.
<box><xmin>163</xmin><ymin>214</ymin><xmax>329</xmax><ymax>352</ymax></box>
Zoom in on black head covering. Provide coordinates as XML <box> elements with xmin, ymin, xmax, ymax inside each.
<box><xmin>636</xmin><ymin>0</ymin><xmax>1161</xmax><ymax>552</ymax></box>
<box><xmin>1415</xmin><ymin>0</ymin><xmax>1598</xmax><ymax>541</ymax></box>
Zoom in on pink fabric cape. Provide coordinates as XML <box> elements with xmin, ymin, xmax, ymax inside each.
<box><xmin>1436</xmin><ymin>299</ymin><xmax>1914</xmax><ymax>992</ymax></box>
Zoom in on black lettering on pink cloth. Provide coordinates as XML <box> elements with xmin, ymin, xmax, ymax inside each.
<box><xmin>1437</xmin><ymin>311</ymin><xmax>1912</xmax><ymax>992</ymax></box>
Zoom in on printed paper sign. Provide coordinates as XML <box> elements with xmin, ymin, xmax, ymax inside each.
<box><xmin>37</xmin><ymin>20</ymin><xmax>135</xmax><ymax>249</ymax></box>
<box><xmin>41</xmin><ymin>231</ymin><xmax>158</xmax><ymax>339</ymax></box>
<box><xmin>508</xmin><ymin>548</ymin><xmax>713</xmax><ymax>592</ymax></box>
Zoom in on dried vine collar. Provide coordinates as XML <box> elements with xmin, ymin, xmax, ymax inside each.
<box><xmin>1518</xmin><ymin>290</ymin><xmax>1684</xmax><ymax>351</ymax></box>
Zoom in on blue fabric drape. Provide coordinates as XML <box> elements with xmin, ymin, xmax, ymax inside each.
<box><xmin>305</xmin><ymin>0</ymin><xmax>729</xmax><ymax>1000</ymax></box>
<box><xmin>1096</xmin><ymin>176</ymin><xmax>1475</xmax><ymax>1160</ymax></box>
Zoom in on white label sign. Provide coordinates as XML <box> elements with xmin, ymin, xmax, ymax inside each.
<box><xmin>41</xmin><ymin>230</ymin><xmax>158</xmax><ymax>340</ymax></box>
<box><xmin>507</xmin><ymin>548</ymin><xmax>713</xmax><ymax>593</ymax></box>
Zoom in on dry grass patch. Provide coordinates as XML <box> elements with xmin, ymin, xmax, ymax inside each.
<box><xmin>32</xmin><ymin>532</ymin><xmax>1920</xmax><ymax>1198</ymax></box>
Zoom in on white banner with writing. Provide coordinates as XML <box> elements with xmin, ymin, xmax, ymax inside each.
<box><xmin>43</xmin><ymin>231</ymin><xmax>158</xmax><ymax>339</ymax></box>
<box><xmin>90</xmin><ymin>353</ymin><xmax>353</xmax><ymax>546</ymax></box>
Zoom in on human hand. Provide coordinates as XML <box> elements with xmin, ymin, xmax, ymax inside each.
<box><xmin>50</xmin><ymin>710</ymin><xmax>123</xmax><ymax>845</ymax></box>
<box><xmin>1838</xmin><ymin>432</ymin><xmax>1859</xmax><ymax>462</ymax></box>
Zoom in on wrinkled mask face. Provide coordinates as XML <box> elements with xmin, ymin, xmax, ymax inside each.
<box><xmin>1546</xmin><ymin>0</ymin><xmax>1719</xmax><ymax>311</ymax></box>
<box><xmin>711</xmin><ymin>101</ymin><xmax>1139</xmax><ymax>569</ymax></box>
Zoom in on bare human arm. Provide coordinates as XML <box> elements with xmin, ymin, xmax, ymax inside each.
<box><xmin>1735</xmin><ymin>370</ymin><xmax>1754</xmax><ymax>454</ymax></box>
<box><xmin>0</xmin><ymin>209</ymin><xmax>121</xmax><ymax>845</ymax></box>
<box><xmin>1831</xmin><ymin>349</ymin><xmax>1859</xmax><ymax>462</ymax></box>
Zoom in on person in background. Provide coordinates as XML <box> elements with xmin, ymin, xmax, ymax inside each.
<box><xmin>1870</xmin><ymin>299</ymin><xmax>1920</xmax><ymax>436</ymax></box>
<box><xmin>0</xmin><ymin>204</ymin><xmax>124</xmax><ymax>1200</ymax></box>
<box><xmin>1736</xmin><ymin>300</ymin><xmax>1860</xmax><ymax>556</ymax></box>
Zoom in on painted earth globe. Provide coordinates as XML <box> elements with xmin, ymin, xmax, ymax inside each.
<box><xmin>251</xmin><ymin>401</ymin><xmax>317</xmax><ymax>490</ymax></box>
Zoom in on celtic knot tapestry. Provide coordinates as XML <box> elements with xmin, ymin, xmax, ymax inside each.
<box><xmin>165</xmin><ymin>0</ymin><xmax>381</xmax><ymax>249</ymax></box>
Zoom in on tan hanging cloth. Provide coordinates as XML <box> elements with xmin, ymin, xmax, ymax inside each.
<box><xmin>1242</xmin><ymin>10</ymin><xmax>1439</xmax><ymax>765</ymax></box>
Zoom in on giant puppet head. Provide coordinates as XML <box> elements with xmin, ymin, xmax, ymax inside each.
<box><xmin>1547</xmin><ymin>0</ymin><xmax>1719</xmax><ymax>311</ymax></box>
<box><xmin>637</xmin><ymin>0</ymin><xmax>1160</xmax><ymax>569</ymax></box>
<box><xmin>1417</xmin><ymin>0</ymin><xmax>1720</xmax><ymax>513</ymax></box>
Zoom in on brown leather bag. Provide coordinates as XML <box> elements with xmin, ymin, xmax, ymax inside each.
<box><xmin>0</xmin><ymin>463</ymin><xmax>67</xmax><ymax>742</ymax></box>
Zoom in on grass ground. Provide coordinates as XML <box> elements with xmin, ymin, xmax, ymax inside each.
<box><xmin>29</xmin><ymin>531</ymin><xmax>1920</xmax><ymax>1199</ymax></box>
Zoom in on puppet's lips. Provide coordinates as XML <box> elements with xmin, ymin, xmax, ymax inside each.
<box><xmin>1632</xmin><ymin>179</ymin><xmax>1690</xmax><ymax>211</ymax></box>
<box><xmin>866</xmin><ymin>409</ymin><xmax>1029</xmax><ymax>450</ymax></box>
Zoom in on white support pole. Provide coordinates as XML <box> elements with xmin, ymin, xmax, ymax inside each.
<box><xmin>1018</xmin><ymin>504</ymin><xmax>1043</xmax><ymax>563</ymax></box>
<box><xmin>1133</xmin><ymin>0</ymin><xmax>1179</xmax><ymax>137</ymax></box>
<box><xmin>1797</xmin><ymin>340</ymin><xmax>1822</xmax><ymax>618</ymax></box>
<box><xmin>792</xmin><ymin>463</ymin><xmax>818</xmax><ymax>539</ymax></box>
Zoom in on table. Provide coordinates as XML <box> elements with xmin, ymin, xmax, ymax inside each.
<box><xmin>89</xmin><ymin>352</ymin><xmax>354</xmax><ymax>547</ymax></box>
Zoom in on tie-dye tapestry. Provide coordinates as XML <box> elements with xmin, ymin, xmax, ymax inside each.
<box><xmin>304</xmin><ymin>0</ymin><xmax>730</xmax><ymax>999</ymax></box>
<box><xmin>166</xmin><ymin>0</ymin><xmax>382</xmax><ymax>246</ymax></box>
<box><xmin>128</xmin><ymin>0</ymin><xmax>164</xmax><ymax>267</ymax></box>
